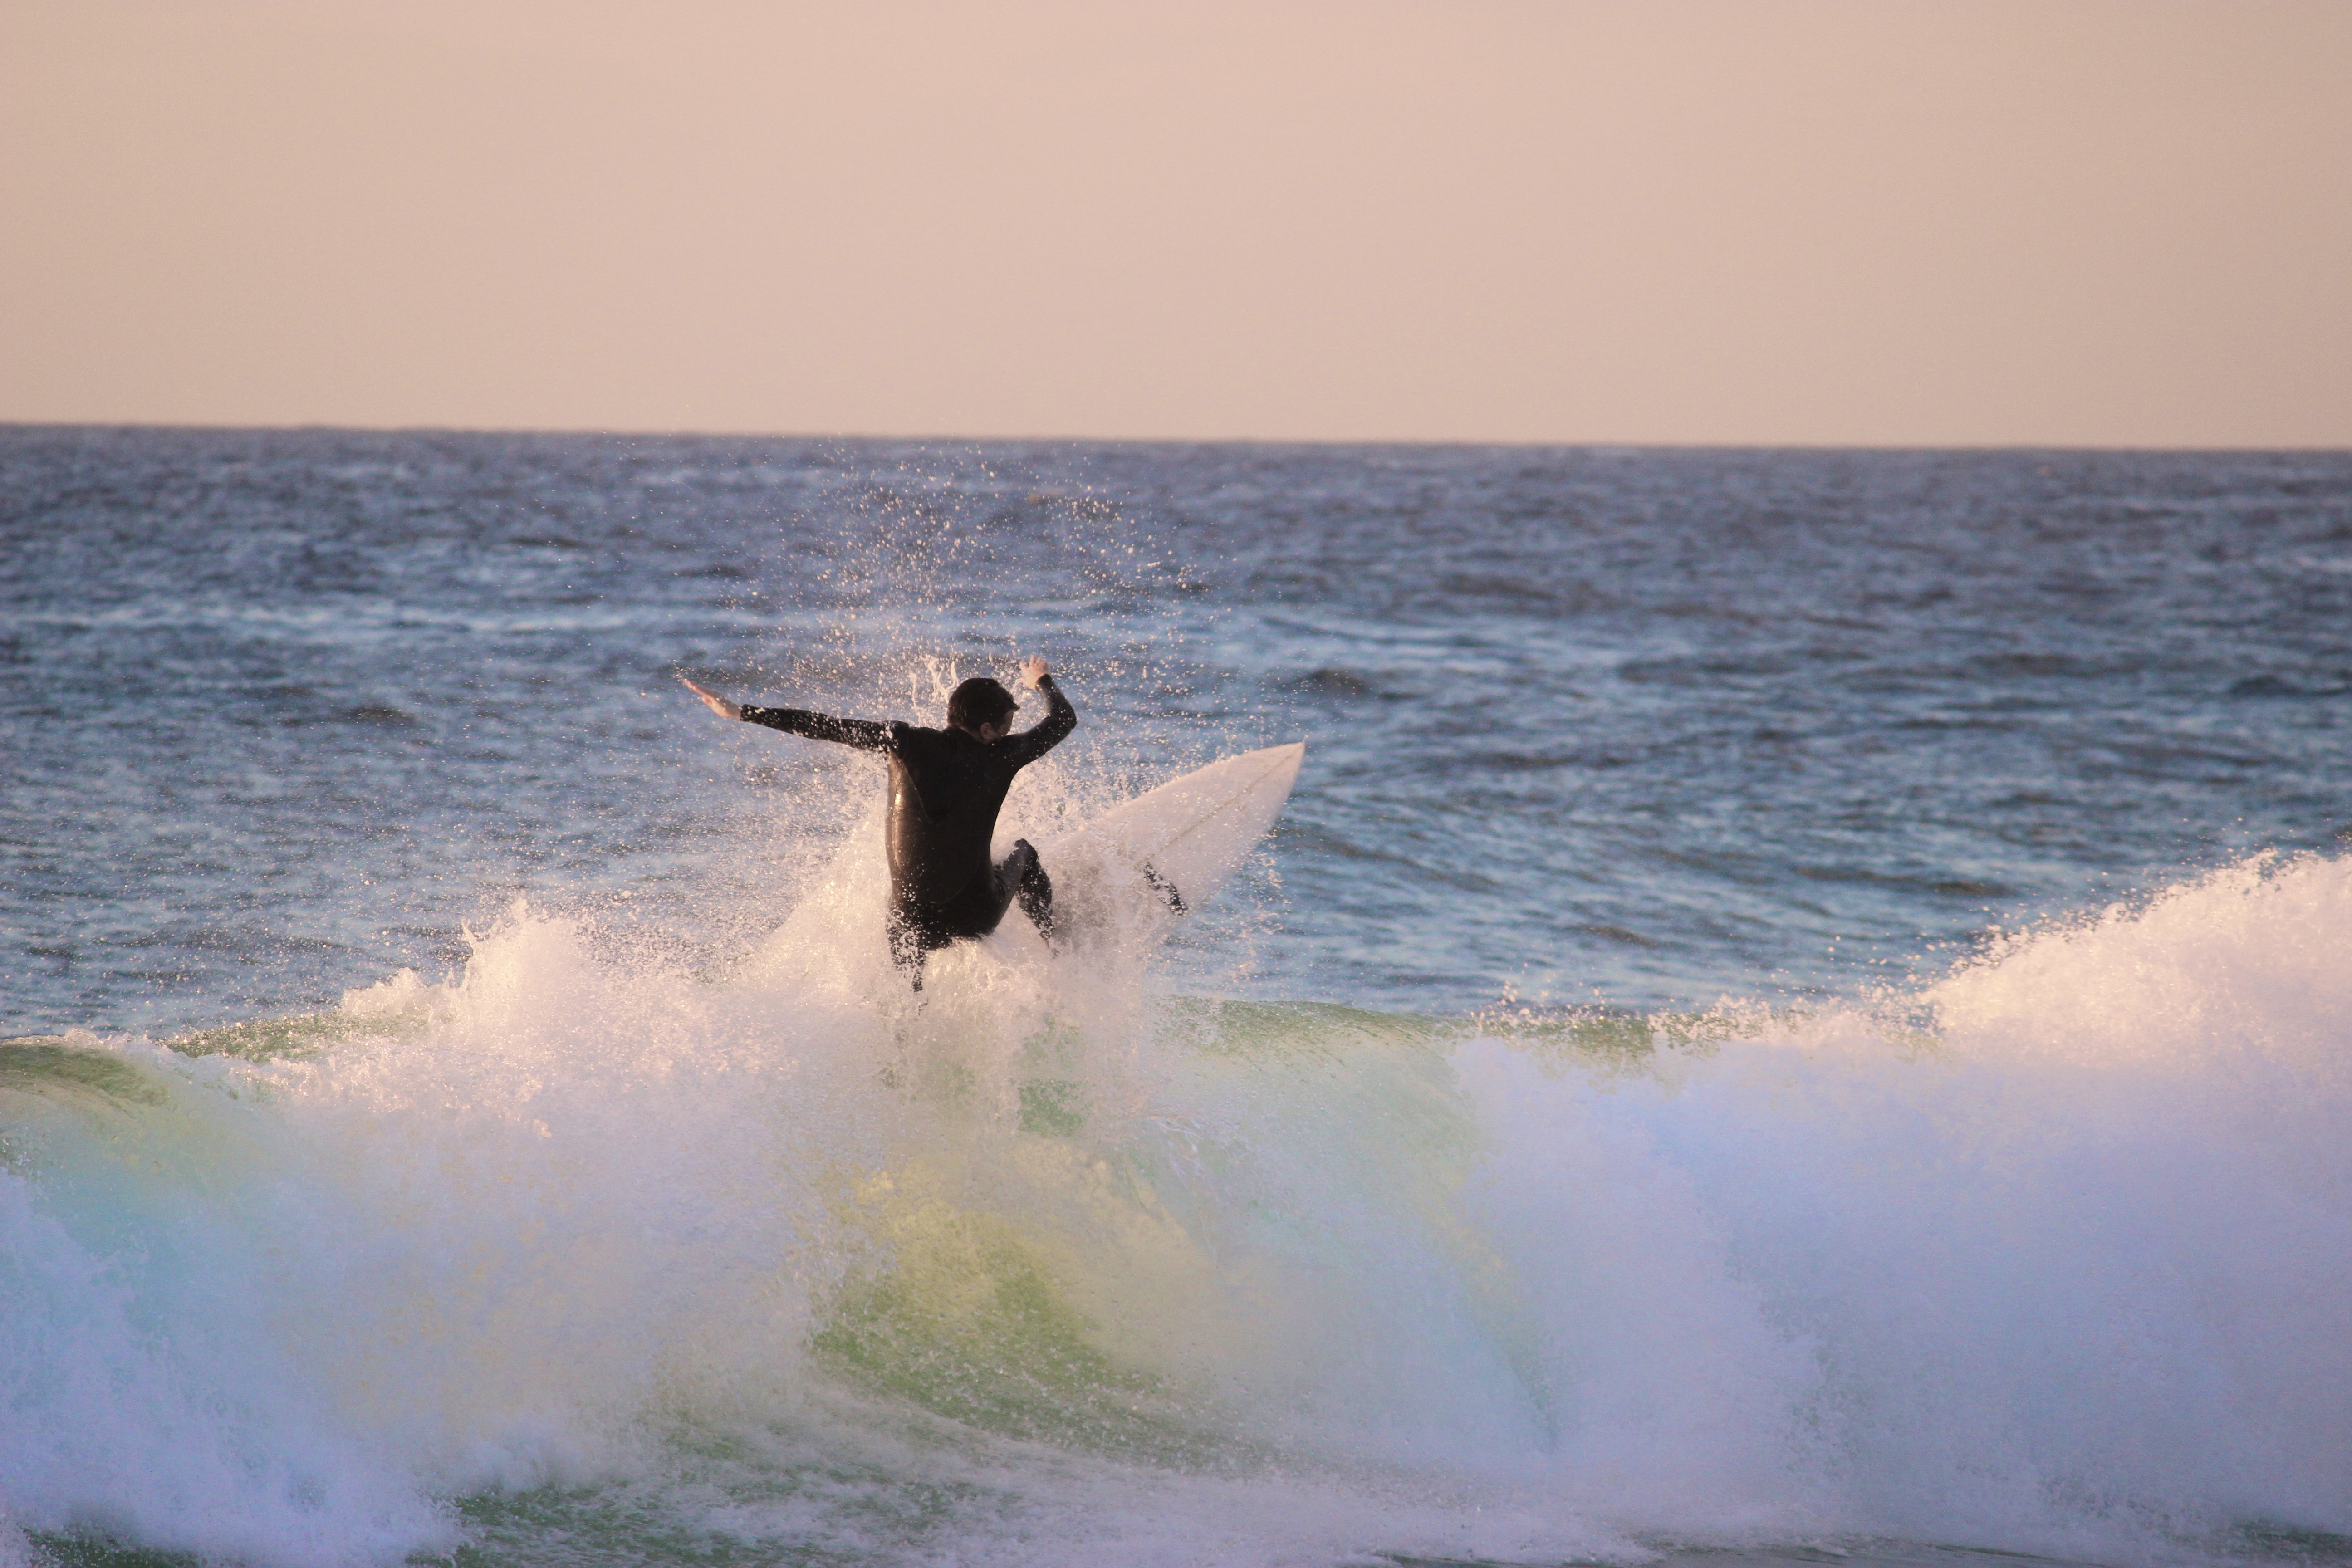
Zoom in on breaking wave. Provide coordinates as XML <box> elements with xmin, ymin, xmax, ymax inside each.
<box><xmin>2</xmin><ymin>852</ymin><xmax>2348</xmax><ymax>1566</ymax></box>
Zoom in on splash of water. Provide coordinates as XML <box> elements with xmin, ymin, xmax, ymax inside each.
<box><xmin>1</xmin><ymin>853</ymin><xmax>2347</xmax><ymax>1565</ymax></box>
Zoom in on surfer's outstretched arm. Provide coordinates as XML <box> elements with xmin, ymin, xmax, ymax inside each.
<box><xmin>741</xmin><ymin>706</ymin><xmax>897</xmax><ymax>752</ymax></box>
<box><xmin>678</xmin><ymin>674</ymin><xmax>896</xmax><ymax>752</ymax></box>
<box><xmin>999</xmin><ymin>657</ymin><xmax>1076</xmax><ymax>766</ymax></box>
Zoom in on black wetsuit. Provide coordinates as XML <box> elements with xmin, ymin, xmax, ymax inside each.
<box><xmin>740</xmin><ymin>676</ymin><xmax>1078</xmax><ymax>971</ymax></box>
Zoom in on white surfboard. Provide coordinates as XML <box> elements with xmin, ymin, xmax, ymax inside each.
<box><xmin>1030</xmin><ymin>742</ymin><xmax>1305</xmax><ymax>951</ymax></box>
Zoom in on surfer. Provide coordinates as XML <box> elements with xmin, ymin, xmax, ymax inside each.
<box><xmin>679</xmin><ymin>657</ymin><xmax>1076</xmax><ymax>985</ymax></box>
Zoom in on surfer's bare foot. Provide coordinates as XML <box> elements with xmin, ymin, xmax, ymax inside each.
<box><xmin>678</xmin><ymin>673</ymin><xmax>741</xmax><ymax>720</ymax></box>
<box><xmin>1016</xmin><ymin>655</ymin><xmax>1049</xmax><ymax>690</ymax></box>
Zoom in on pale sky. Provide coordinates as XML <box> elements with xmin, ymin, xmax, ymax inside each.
<box><xmin>4</xmin><ymin>1</ymin><xmax>2348</xmax><ymax>446</ymax></box>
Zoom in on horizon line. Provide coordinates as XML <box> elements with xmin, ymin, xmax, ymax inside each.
<box><xmin>7</xmin><ymin>420</ymin><xmax>2348</xmax><ymax>458</ymax></box>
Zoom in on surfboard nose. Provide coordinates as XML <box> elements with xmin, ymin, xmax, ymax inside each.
<box><xmin>1256</xmin><ymin>741</ymin><xmax>1306</xmax><ymax>785</ymax></box>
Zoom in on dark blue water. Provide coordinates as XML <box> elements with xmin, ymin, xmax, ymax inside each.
<box><xmin>5</xmin><ymin>428</ymin><xmax>2347</xmax><ymax>1034</ymax></box>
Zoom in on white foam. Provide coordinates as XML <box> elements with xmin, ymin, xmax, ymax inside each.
<box><xmin>0</xmin><ymin>853</ymin><xmax>2345</xmax><ymax>1563</ymax></box>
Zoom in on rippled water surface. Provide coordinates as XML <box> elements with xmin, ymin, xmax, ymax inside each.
<box><xmin>1</xmin><ymin>429</ymin><xmax>2348</xmax><ymax>1568</ymax></box>
<box><xmin>5</xmin><ymin>429</ymin><xmax>2347</xmax><ymax>1030</ymax></box>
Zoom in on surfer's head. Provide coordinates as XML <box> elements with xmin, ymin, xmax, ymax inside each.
<box><xmin>947</xmin><ymin>676</ymin><xmax>1019</xmax><ymax>740</ymax></box>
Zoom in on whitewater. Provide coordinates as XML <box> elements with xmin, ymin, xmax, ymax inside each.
<box><xmin>2</xmin><ymin>431</ymin><xmax>2347</xmax><ymax>1566</ymax></box>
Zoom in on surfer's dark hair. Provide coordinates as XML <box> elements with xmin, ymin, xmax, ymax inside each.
<box><xmin>947</xmin><ymin>676</ymin><xmax>1019</xmax><ymax>732</ymax></box>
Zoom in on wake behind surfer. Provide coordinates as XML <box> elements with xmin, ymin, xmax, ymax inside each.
<box><xmin>680</xmin><ymin>656</ymin><xmax>1077</xmax><ymax>986</ymax></box>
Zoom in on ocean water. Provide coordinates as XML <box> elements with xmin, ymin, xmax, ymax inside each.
<box><xmin>1</xmin><ymin>427</ymin><xmax>2348</xmax><ymax>1567</ymax></box>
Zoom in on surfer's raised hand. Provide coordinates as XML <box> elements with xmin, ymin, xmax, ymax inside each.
<box><xmin>678</xmin><ymin>673</ymin><xmax>742</xmax><ymax>721</ymax></box>
<box><xmin>1016</xmin><ymin>655</ymin><xmax>1049</xmax><ymax>690</ymax></box>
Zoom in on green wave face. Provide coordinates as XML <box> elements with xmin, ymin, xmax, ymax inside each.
<box><xmin>797</xmin><ymin>996</ymin><xmax>1568</xmax><ymax>1475</ymax></box>
<box><xmin>0</xmin><ymin>1040</ymin><xmax>166</xmax><ymax>1106</ymax></box>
